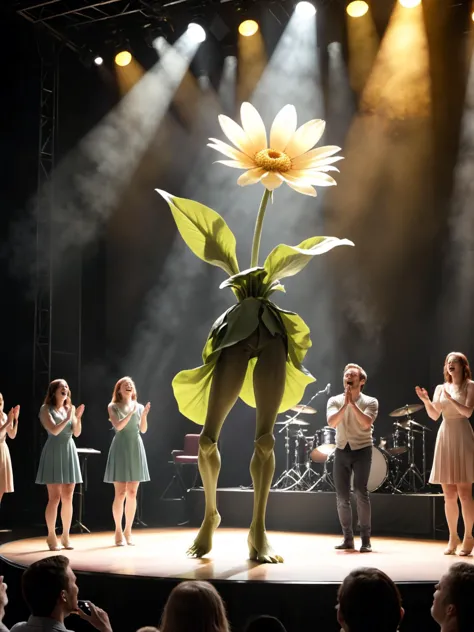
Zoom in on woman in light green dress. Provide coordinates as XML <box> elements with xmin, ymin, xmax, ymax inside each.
<box><xmin>104</xmin><ymin>376</ymin><xmax>150</xmax><ymax>546</ymax></box>
<box><xmin>36</xmin><ymin>378</ymin><xmax>84</xmax><ymax>551</ymax></box>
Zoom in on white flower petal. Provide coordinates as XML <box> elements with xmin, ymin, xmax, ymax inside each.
<box><xmin>290</xmin><ymin>170</ymin><xmax>337</xmax><ymax>186</ymax></box>
<box><xmin>285</xmin><ymin>119</ymin><xmax>326</xmax><ymax>158</ymax></box>
<box><xmin>261</xmin><ymin>172</ymin><xmax>284</xmax><ymax>191</ymax></box>
<box><xmin>291</xmin><ymin>150</ymin><xmax>342</xmax><ymax>170</ymax></box>
<box><xmin>311</xmin><ymin>165</ymin><xmax>340</xmax><ymax>173</ymax></box>
<box><xmin>269</xmin><ymin>104</ymin><xmax>297</xmax><ymax>152</ymax></box>
<box><xmin>240</xmin><ymin>102</ymin><xmax>267</xmax><ymax>153</ymax></box>
<box><xmin>285</xmin><ymin>179</ymin><xmax>317</xmax><ymax>197</ymax></box>
<box><xmin>215</xmin><ymin>160</ymin><xmax>250</xmax><ymax>169</ymax></box>
<box><xmin>218</xmin><ymin>115</ymin><xmax>255</xmax><ymax>156</ymax></box>
<box><xmin>237</xmin><ymin>168</ymin><xmax>267</xmax><ymax>186</ymax></box>
<box><xmin>208</xmin><ymin>139</ymin><xmax>255</xmax><ymax>165</ymax></box>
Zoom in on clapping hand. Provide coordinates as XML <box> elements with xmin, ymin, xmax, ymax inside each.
<box><xmin>443</xmin><ymin>387</ymin><xmax>452</xmax><ymax>400</ymax></box>
<box><xmin>13</xmin><ymin>405</ymin><xmax>20</xmax><ymax>420</ymax></box>
<box><xmin>344</xmin><ymin>386</ymin><xmax>353</xmax><ymax>407</ymax></box>
<box><xmin>76</xmin><ymin>602</ymin><xmax>112</xmax><ymax>632</ymax></box>
<box><xmin>415</xmin><ymin>386</ymin><xmax>429</xmax><ymax>402</ymax></box>
<box><xmin>76</xmin><ymin>404</ymin><xmax>85</xmax><ymax>420</ymax></box>
<box><xmin>144</xmin><ymin>402</ymin><xmax>151</xmax><ymax>415</ymax></box>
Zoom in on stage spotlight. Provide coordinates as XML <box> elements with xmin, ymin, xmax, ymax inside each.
<box><xmin>472</xmin><ymin>10</ymin><xmax>474</xmax><ymax>22</ymax></box>
<box><xmin>239</xmin><ymin>19</ymin><xmax>259</xmax><ymax>37</ymax></box>
<box><xmin>398</xmin><ymin>0</ymin><xmax>421</xmax><ymax>7</ymax></box>
<box><xmin>187</xmin><ymin>22</ymin><xmax>206</xmax><ymax>43</ymax></box>
<box><xmin>346</xmin><ymin>1</ymin><xmax>369</xmax><ymax>18</ymax></box>
<box><xmin>295</xmin><ymin>2</ymin><xmax>316</xmax><ymax>17</ymax></box>
<box><xmin>115</xmin><ymin>50</ymin><xmax>132</xmax><ymax>67</ymax></box>
<box><xmin>94</xmin><ymin>56</ymin><xmax>103</xmax><ymax>66</ymax></box>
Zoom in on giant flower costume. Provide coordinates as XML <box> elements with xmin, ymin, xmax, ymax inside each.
<box><xmin>156</xmin><ymin>103</ymin><xmax>353</xmax><ymax>563</ymax></box>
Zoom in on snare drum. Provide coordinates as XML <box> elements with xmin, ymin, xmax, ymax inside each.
<box><xmin>379</xmin><ymin>429</ymin><xmax>407</xmax><ymax>456</ymax></box>
<box><xmin>310</xmin><ymin>426</ymin><xmax>336</xmax><ymax>463</ymax></box>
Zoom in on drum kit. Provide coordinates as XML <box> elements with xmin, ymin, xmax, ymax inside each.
<box><xmin>272</xmin><ymin>400</ymin><xmax>432</xmax><ymax>494</ymax></box>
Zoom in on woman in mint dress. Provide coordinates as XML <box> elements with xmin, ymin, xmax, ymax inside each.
<box><xmin>104</xmin><ymin>376</ymin><xmax>150</xmax><ymax>546</ymax></box>
<box><xmin>36</xmin><ymin>378</ymin><xmax>84</xmax><ymax>551</ymax></box>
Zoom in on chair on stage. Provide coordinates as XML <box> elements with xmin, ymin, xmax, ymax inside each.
<box><xmin>161</xmin><ymin>434</ymin><xmax>200</xmax><ymax>500</ymax></box>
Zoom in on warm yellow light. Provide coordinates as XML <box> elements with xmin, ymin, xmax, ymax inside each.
<box><xmin>346</xmin><ymin>1</ymin><xmax>369</xmax><ymax>18</ymax></box>
<box><xmin>115</xmin><ymin>50</ymin><xmax>132</xmax><ymax>67</ymax></box>
<box><xmin>398</xmin><ymin>0</ymin><xmax>421</xmax><ymax>7</ymax></box>
<box><xmin>238</xmin><ymin>19</ymin><xmax>259</xmax><ymax>37</ymax></box>
<box><xmin>472</xmin><ymin>10</ymin><xmax>474</xmax><ymax>22</ymax></box>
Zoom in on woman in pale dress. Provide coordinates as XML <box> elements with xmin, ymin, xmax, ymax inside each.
<box><xmin>416</xmin><ymin>352</ymin><xmax>474</xmax><ymax>556</ymax></box>
<box><xmin>0</xmin><ymin>394</ymin><xmax>19</xmax><ymax>505</ymax></box>
<box><xmin>104</xmin><ymin>377</ymin><xmax>150</xmax><ymax>546</ymax></box>
<box><xmin>36</xmin><ymin>379</ymin><xmax>85</xmax><ymax>551</ymax></box>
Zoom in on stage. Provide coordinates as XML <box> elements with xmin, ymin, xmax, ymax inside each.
<box><xmin>1</xmin><ymin>528</ymin><xmax>472</xmax><ymax>632</ymax></box>
<box><xmin>0</xmin><ymin>528</ymin><xmax>471</xmax><ymax>582</ymax></box>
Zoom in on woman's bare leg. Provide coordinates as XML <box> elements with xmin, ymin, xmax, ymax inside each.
<box><xmin>187</xmin><ymin>342</ymin><xmax>250</xmax><ymax>558</ymax></box>
<box><xmin>113</xmin><ymin>482</ymin><xmax>127</xmax><ymax>544</ymax></box>
<box><xmin>59</xmin><ymin>483</ymin><xmax>75</xmax><ymax>540</ymax></box>
<box><xmin>457</xmin><ymin>482</ymin><xmax>474</xmax><ymax>553</ymax></box>
<box><xmin>124</xmin><ymin>481</ymin><xmax>139</xmax><ymax>544</ymax></box>
<box><xmin>442</xmin><ymin>483</ymin><xmax>460</xmax><ymax>552</ymax></box>
<box><xmin>45</xmin><ymin>484</ymin><xmax>61</xmax><ymax>549</ymax></box>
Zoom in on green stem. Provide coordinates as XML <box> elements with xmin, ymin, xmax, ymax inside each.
<box><xmin>250</xmin><ymin>188</ymin><xmax>271</xmax><ymax>268</ymax></box>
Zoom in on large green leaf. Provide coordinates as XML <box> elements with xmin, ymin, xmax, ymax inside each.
<box><xmin>156</xmin><ymin>189</ymin><xmax>239</xmax><ymax>276</ymax></box>
<box><xmin>264</xmin><ymin>236</ymin><xmax>354</xmax><ymax>283</ymax></box>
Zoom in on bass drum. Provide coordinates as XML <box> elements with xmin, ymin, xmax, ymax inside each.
<box><xmin>350</xmin><ymin>446</ymin><xmax>390</xmax><ymax>492</ymax></box>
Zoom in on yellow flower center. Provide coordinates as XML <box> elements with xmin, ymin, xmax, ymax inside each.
<box><xmin>254</xmin><ymin>148</ymin><xmax>292</xmax><ymax>172</ymax></box>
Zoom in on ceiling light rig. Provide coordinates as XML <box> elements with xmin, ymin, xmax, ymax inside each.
<box><xmin>187</xmin><ymin>22</ymin><xmax>206</xmax><ymax>43</ymax></box>
<box><xmin>346</xmin><ymin>1</ymin><xmax>369</xmax><ymax>18</ymax></box>
<box><xmin>238</xmin><ymin>19</ymin><xmax>259</xmax><ymax>37</ymax></box>
<box><xmin>295</xmin><ymin>1</ymin><xmax>316</xmax><ymax>17</ymax></box>
<box><xmin>398</xmin><ymin>0</ymin><xmax>421</xmax><ymax>7</ymax></box>
<box><xmin>115</xmin><ymin>50</ymin><xmax>132</xmax><ymax>67</ymax></box>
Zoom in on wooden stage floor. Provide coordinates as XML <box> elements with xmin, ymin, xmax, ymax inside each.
<box><xmin>1</xmin><ymin>528</ymin><xmax>473</xmax><ymax>583</ymax></box>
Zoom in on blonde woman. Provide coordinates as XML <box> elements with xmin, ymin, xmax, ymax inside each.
<box><xmin>0</xmin><ymin>393</ymin><xmax>19</xmax><ymax>506</ymax></box>
<box><xmin>104</xmin><ymin>377</ymin><xmax>150</xmax><ymax>546</ymax></box>
<box><xmin>416</xmin><ymin>352</ymin><xmax>474</xmax><ymax>556</ymax></box>
<box><xmin>36</xmin><ymin>379</ymin><xmax>84</xmax><ymax>551</ymax></box>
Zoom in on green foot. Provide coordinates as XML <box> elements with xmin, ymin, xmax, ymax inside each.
<box><xmin>187</xmin><ymin>512</ymin><xmax>221</xmax><ymax>558</ymax></box>
<box><xmin>248</xmin><ymin>525</ymin><xmax>283</xmax><ymax>564</ymax></box>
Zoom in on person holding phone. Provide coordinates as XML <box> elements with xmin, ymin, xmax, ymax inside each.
<box><xmin>10</xmin><ymin>555</ymin><xmax>112</xmax><ymax>632</ymax></box>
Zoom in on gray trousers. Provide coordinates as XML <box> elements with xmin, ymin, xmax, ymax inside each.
<box><xmin>333</xmin><ymin>445</ymin><xmax>372</xmax><ymax>539</ymax></box>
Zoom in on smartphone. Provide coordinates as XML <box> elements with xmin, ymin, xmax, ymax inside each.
<box><xmin>77</xmin><ymin>600</ymin><xmax>92</xmax><ymax>616</ymax></box>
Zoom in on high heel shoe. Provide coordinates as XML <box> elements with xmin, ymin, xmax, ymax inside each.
<box><xmin>459</xmin><ymin>536</ymin><xmax>474</xmax><ymax>557</ymax></box>
<box><xmin>46</xmin><ymin>535</ymin><xmax>61</xmax><ymax>552</ymax></box>
<box><xmin>61</xmin><ymin>536</ymin><xmax>74</xmax><ymax>550</ymax></box>
<box><xmin>444</xmin><ymin>536</ymin><xmax>461</xmax><ymax>555</ymax></box>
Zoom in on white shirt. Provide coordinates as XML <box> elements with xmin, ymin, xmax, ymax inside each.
<box><xmin>326</xmin><ymin>392</ymin><xmax>379</xmax><ymax>450</ymax></box>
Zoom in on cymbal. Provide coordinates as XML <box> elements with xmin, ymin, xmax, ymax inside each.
<box><xmin>389</xmin><ymin>404</ymin><xmax>423</xmax><ymax>418</ymax></box>
<box><xmin>394</xmin><ymin>421</ymin><xmax>422</xmax><ymax>434</ymax></box>
<box><xmin>395</xmin><ymin>419</ymin><xmax>431</xmax><ymax>432</ymax></box>
<box><xmin>290</xmin><ymin>404</ymin><xmax>317</xmax><ymax>414</ymax></box>
<box><xmin>275</xmin><ymin>419</ymin><xmax>310</xmax><ymax>426</ymax></box>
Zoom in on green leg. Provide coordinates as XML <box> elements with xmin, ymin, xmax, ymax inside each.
<box><xmin>187</xmin><ymin>341</ymin><xmax>249</xmax><ymax>558</ymax></box>
<box><xmin>248</xmin><ymin>335</ymin><xmax>287</xmax><ymax>563</ymax></box>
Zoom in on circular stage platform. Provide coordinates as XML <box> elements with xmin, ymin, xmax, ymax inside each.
<box><xmin>1</xmin><ymin>529</ymin><xmax>471</xmax><ymax>632</ymax></box>
<box><xmin>1</xmin><ymin>528</ymin><xmax>471</xmax><ymax>582</ymax></box>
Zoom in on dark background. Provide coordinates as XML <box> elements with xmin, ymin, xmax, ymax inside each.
<box><xmin>0</xmin><ymin>0</ymin><xmax>473</xmax><ymax>530</ymax></box>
